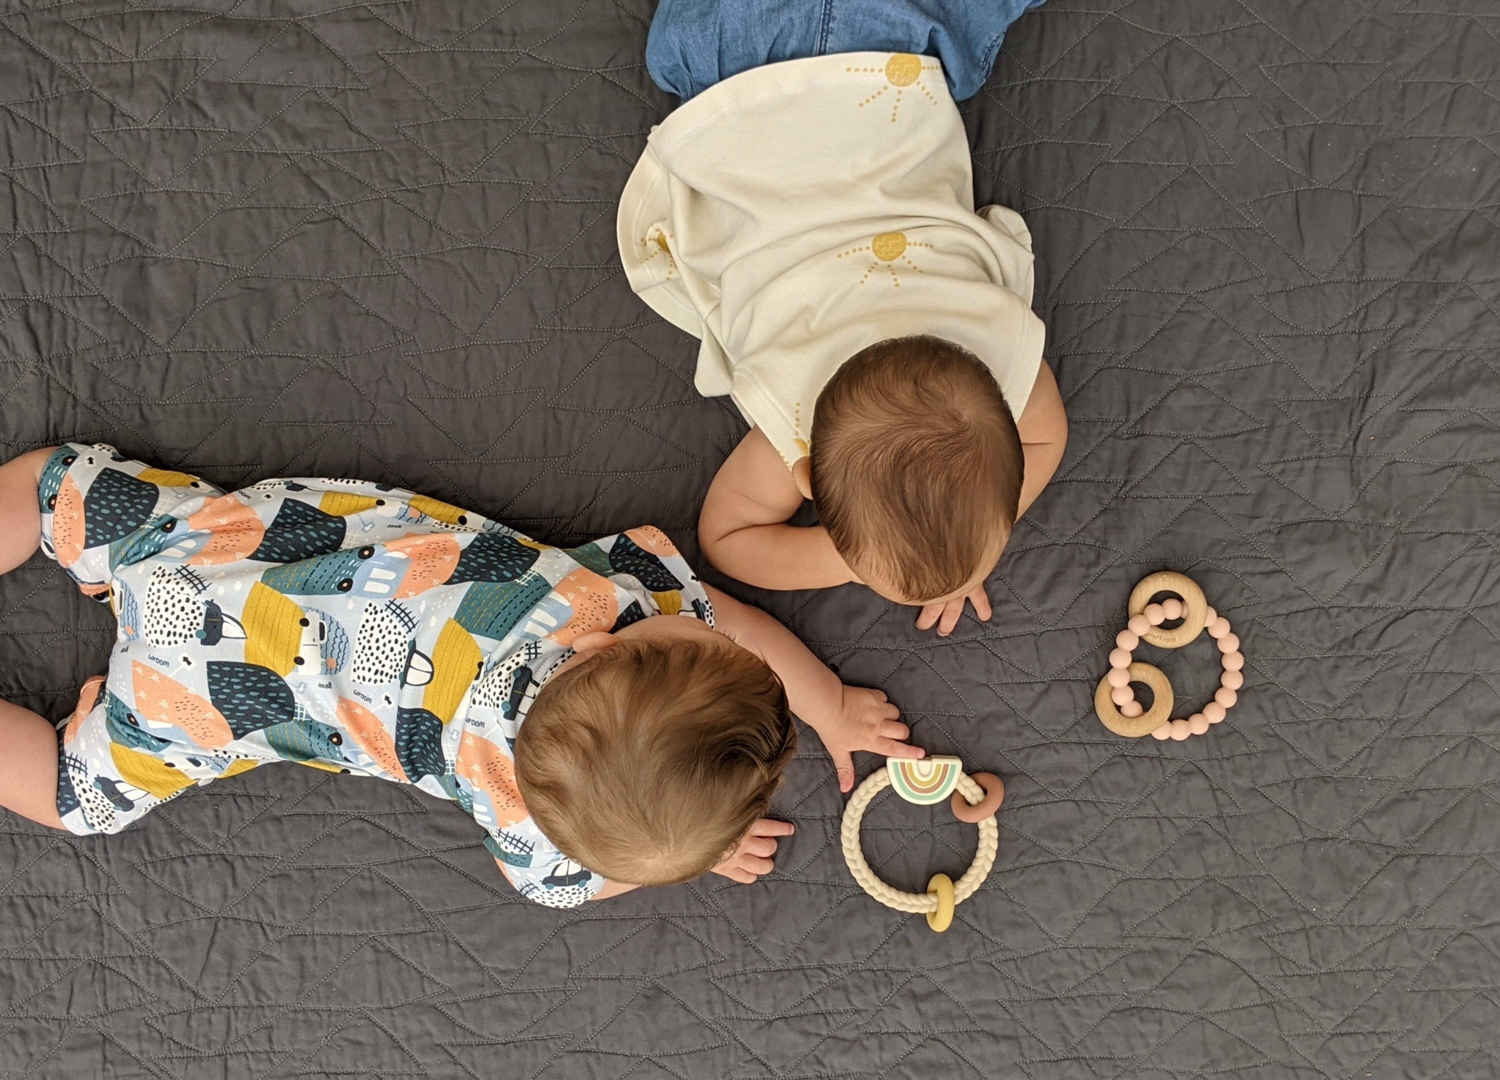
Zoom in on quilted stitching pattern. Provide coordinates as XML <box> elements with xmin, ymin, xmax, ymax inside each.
<box><xmin>0</xmin><ymin>1</ymin><xmax>1497</xmax><ymax>1076</ymax></box>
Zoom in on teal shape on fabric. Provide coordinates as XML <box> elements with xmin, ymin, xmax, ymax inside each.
<box><xmin>105</xmin><ymin>691</ymin><xmax>172</xmax><ymax>753</ymax></box>
<box><xmin>206</xmin><ymin>661</ymin><xmax>297</xmax><ymax>737</ymax></box>
<box><xmin>449</xmin><ymin>533</ymin><xmax>540</xmax><ymax>584</ymax></box>
<box><xmin>451</xmin><ymin>571</ymin><xmax>552</xmax><ymax>641</ymax></box>
<box><xmin>249</xmin><ymin>498</ymin><xmax>347</xmax><ymax>563</ymax></box>
<box><xmin>608</xmin><ymin>534</ymin><xmax>681</xmax><ymax>592</ymax></box>
<box><xmin>262</xmin><ymin>715</ymin><xmax>348</xmax><ymax>764</ymax></box>
<box><xmin>84</xmin><ymin>468</ymin><xmax>162</xmax><ymax>548</ymax></box>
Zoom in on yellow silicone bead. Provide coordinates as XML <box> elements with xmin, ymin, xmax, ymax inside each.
<box><xmin>926</xmin><ymin>873</ymin><xmax>955</xmax><ymax>932</ymax></box>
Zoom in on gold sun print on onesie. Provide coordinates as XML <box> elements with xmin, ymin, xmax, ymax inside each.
<box><xmin>639</xmin><ymin>226</ymin><xmax>678</xmax><ymax>279</ymax></box>
<box><xmin>837</xmin><ymin>230</ymin><xmax>932</xmax><ymax>287</ymax></box>
<box><xmin>847</xmin><ymin>53</ymin><xmax>943</xmax><ymax>123</ymax></box>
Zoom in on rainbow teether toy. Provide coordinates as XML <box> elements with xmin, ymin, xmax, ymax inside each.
<box><xmin>841</xmin><ymin>757</ymin><xmax>1003</xmax><ymax>932</ymax></box>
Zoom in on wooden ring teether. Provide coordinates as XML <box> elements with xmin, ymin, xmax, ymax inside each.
<box><xmin>841</xmin><ymin>757</ymin><xmax>999</xmax><ymax>932</ymax></box>
<box><xmin>1094</xmin><ymin>661</ymin><xmax>1174</xmax><ymax>738</ymax></box>
<box><xmin>950</xmin><ymin>772</ymin><xmax>1004</xmax><ymax>824</ymax></box>
<box><xmin>1128</xmin><ymin>571</ymin><xmax>1208</xmax><ymax>649</ymax></box>
<box><xmin>1097</xmin><ymin>571</ymin><xmax>1245</xmax><ymax>741</ymax></box>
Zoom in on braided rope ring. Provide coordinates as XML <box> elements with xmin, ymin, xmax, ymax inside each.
<box><xmin>1096</xmin><ymin>571</ymin><xmax>1245</xmax><ymax>741</ymax></box>
<box><xmin>841</xmin><ymin>758</ymin><xmax>1000</xmax><ymax>931</ymax></box>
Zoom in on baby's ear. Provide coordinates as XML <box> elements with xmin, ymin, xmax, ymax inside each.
<box><xmin>570</xmin><ymin>631</ymin><xmax>620</xmax><ymax>657</ymax></box>
<box><xmin>791</xmin><ymin>457</ymin><xmax>814</xmax><ymax>501</ymax></box>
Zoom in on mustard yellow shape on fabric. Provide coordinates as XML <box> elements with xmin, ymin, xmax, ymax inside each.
<box><xmin>242</xmin><ymin>581</ymin><xmax>306</xmax><ymax>676</ymax></box>
<box><xmin>424</xmin><ymin>619</ymin><xmax>483</xmax><ymax>723</ymax></box>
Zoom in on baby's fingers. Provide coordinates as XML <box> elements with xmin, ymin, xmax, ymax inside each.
<box><xmin>969</xmin><ymin>586</ymin><xmax>993</xmax><ymax>622</ymax></box>
<box><xmin>741</xmin><ymin>834</ymin><xmax>780</xmax><ymax>859</ymax></box>
<box><xmin>736</xmin><ymin>853</ymin><xmax>775</xmax><ymax>877</ymax></box>
<box><xmin>879</xmin><ymin>738</ymin><xmax>925</xmax><ymax>760</ymax></box>
<box><xmin>748</xmin><ymin>818</ymin><xmax>796</xmax><ymax>838</ymax></box>
<box><xmin>720</xmin><ymin>866</ymin><xmax>757</xmax><ymax>884</ymax></box>
<box><xmin>937</xmin><ymin>600</ymin><xmax>964</xmax><ymax>636</ymax></box>
<box><xmin>915</xmin><ymin>604</ymin><xmax>943</xmax><ymax>631</ymax></box>
<box><xmin>880</xmin><ymin>719</ymin><xmax>912</xmax><ymax>744</ymax></box>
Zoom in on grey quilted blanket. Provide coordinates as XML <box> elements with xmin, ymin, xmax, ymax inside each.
<box><xmin>1</xmin><ymin>1</ymin><xmax>1497</xmax><ymax>1077</ymax></box>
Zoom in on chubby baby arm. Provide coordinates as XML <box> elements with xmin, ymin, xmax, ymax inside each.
<box><xmin>705</xmin><ymin>583</ymin><xmax>923</xmax><ymax>792</ymax></box>
<box><xmin>1016</xmin><ymin>361</ymin><xmax>1068</xmax><ymax>517</ymax></box>
<box><xmin>698</xmin><ymin>428</ymin><xmax>857</xmax><ymax>591</ymax></box>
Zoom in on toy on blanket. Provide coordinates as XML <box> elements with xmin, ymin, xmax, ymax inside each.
<box><xmin>1094</xmin><ymin>571</ymin><xmax>1244</xmax><ymax>741</ymax></box>
<box><xmin>841</xmin><ymin>757</ymin><xmax>1003</xmax><ymax>932</ymax></box>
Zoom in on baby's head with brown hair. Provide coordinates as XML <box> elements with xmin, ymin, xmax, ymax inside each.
<box><xmin>515</xmin><ymin>632</ymin><xmax>795</xmax><ymax>886</ymax></box>
<box><xmin>807</xmin><ymin>335</ymin><xmax>1024</xmax><ymax>606</ymax></box>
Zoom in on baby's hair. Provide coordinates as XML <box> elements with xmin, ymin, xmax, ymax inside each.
<box><xmin>515</xmin><ymin>635</ymin><xmax>795</xmax><ymax>886</ymax></box>
<box><xmin>810</xmin><ymin>335</ymin><xmax>1023</xmax><ymax>604</ymax></box>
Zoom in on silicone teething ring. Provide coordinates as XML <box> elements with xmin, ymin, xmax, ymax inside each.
<box><xmin>1095</xmin><ymin>662</ymin><xmax>1174</xmax><ymax>738</ymax></box>
<box><xmin>1098</xmin><ymin>572</ymin><xmax>1246</xmax><ymax>741</ymax></box>
<box><xmin>925</xmin><ymin>874</ymin><xmax>955</xmax><ymax>931</ymax></box>
<box><xmin>1129</xmin><ymin>571</ymin><xmax>1208</xmax><ymax>649</ymax></box>
<box><xmin>950</xmin><ymin>772</ymin><xmax>1005</xmax><ymax>824</ymax></box>
<box><xmin>841</xmin><ymin>767</ymin><xmax>999</xmax><ymax>930</ymax></box>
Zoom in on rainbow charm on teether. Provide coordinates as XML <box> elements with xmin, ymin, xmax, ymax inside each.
<box><xmin>1095</xmin><ymin>571</ymin><xmax>1245</xmax><ymax>741</ymax></box>
<box><xmin>887</xmin><ymin>757</ymin><xmax>961</xmax><ymax>804</ymax></box>
<box><xmin>841</xmin><ymin>757</ymin><xmax>1004</xmax><ymax>932</ymax></box>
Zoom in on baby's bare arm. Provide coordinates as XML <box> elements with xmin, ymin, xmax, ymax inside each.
<box><xmin>707</xmin><ymin>584</ymin><xmax>919</xmax><ymax>791</ymax></box>
<box><xmin>1016</xmin><ymin>363</ymin><xmax>1067</xmax><ymax>517</ymax></box>
<box><xmin>697</xmin><ymin>428</ymin><xmax>857</xmax><ymax>591</ymax></box>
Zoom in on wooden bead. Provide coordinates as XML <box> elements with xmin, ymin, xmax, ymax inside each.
<box><xmin>1129</xmin><ymin>572</ymin><xmax>1208</xmax><ymax>649</ymax></box>
<box><xmin>1221</xmin><ymin>669</ymin><xmax>1244</xmax><ymax>690</ymax></box>
<box><xmin>1214</xmin><ymin>687</ymin><xmax>1237</xmax><ymax>709</ymax></box>
<box><xmin>1110</xmin><ymin>648</ymin><xmax>1132</xmax><ymax>669</ymax></box>
<box><xmin>1169</xmin><ymin>719</ymin><xmax>1192</xmax><ymax>740</ymax></box>
<box><xmin>1188</xmin><ymin>713</ymin><xmax>1210</xmax><ymax>735</ymax></box>
<box><xmin>1222</xmin><ymin>651</ymin><xmax>1244</xmax><ymax>671</ymax></box>
<box><xmin>1121</xmin><ymin>700</ymin><xmax>1143</xmax><ymax>718</ymax></box>
<box><xmin>1128</xmin><ymin>614</ymin><xmax>1150</xmax><ymax>636</ymax></box>
<box><xmin>1107</xmin><ymin>667</ymin><xmax>1131</xmax><ymax>688</ymax></box>
<box><xmin>1144</xmin><ymin>603</ymin><xmax>1167</xmax><ymax>625</ymax></box>
<box><xmin>1111</xmin><ymin>685</ymin><xmax>1135</xmax><ymax>706</ymax></box>
<box><xmin>1152</xmin><ymin>723</ymin><xmax>1172</xmax><ymax>740</ymax></box>
<box><xmin>1116</xmin><ymin>629</ymin><xmax>1140</xmax><ymax>650</ymax></box>
<box><xmin>1096</xmin><ymin>662</ymin><xmax>1174</xmax><ymax>738</ymax></box>
<box><xmin>1217</xmin><ymin>633</ymin><xmax>1240</xmax><ymax>654</ymax></box>
<box><xmin>1204</xmin><ymin>701</ymin><xmax>1226</xmax><ymax>723</ymax></box>
<box><xmin>1162</xmin><ymin>598</ymin><xmax>1184</xmax><ymax>620</ymax></box>
<box><xmin>1207</xmin><ymin>617</ymin><xmax>1231</xmax><ymax>639</ymax></box>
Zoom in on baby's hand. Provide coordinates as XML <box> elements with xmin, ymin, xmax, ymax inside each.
<box><xmin>711</xmin><ymin>818</ymin><xmax>796</xmax><ymax>884</ymax></box>
<box><xmin>916</xmin><ymin>584</ymin><xmax>993</xmax><ymax>637</ymax></box>
<box><xmin>817</xmin><ymin>686</ymin><xmax>923</xmax><ymax>793</ymax></box>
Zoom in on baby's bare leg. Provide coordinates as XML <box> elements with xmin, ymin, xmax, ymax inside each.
<box><xmin>0</xmin><ymin>448</ymin><xmax>54</xmax><ymax>576</ymax></box>
<box><xmin>0</xmin><ymin>447</ymin><xmax>69</xmax><ymax>829</ymax></box>
<box><xmin>0</xmin><ymin>698</ymin><xmax>65</xmax><ymax>829</ymax></box>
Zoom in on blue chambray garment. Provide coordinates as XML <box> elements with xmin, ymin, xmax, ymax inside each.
<box><xmin>646</xmin><ymin>0</ymin><xmax>1046</xmax><ymax>102</ymax></box>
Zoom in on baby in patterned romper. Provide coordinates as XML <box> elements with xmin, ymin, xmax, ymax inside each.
<box><xmin>0</xmin><ymin>444</ymin><xmax>920</xmax><ymax>907</ymax></box>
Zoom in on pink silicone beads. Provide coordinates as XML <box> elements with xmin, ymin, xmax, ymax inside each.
<box><xmin>1106</xmin><ymin>602</ymin><xmax>1244</xmax><ymax>742</ymax></box>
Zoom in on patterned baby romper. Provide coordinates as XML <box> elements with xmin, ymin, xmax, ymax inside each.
<box><xmin>40</xmin><ymin>444</ymin><xmax>713</xmax><ymax>908</ymax></box>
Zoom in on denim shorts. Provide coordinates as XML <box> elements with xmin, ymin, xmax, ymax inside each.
<box><xmin>645</xmin><ymin>0</ymin><xmax>1046</xmax><ymax>102</ymax></box>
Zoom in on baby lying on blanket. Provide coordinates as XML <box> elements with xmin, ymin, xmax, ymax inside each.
<box><xmin>0</xmin><ymin>445</ymin><xmax>919</xmax><ymax>908</ymax></box>
<box><xmin>619</xmin><ymin>0</ymin><xmax>1068</xmax><ymax>636</ymax></box>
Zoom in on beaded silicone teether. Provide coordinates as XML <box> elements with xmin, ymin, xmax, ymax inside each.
<box><xmin>841</xmin><ymin>757</ymin><xmax>1002</xmax><ymax>932</ymax></box>
<box><xmin>1095</xmin><ymin>571</ymin><xmax>1244</xmax><ymax>741</ymax></box>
